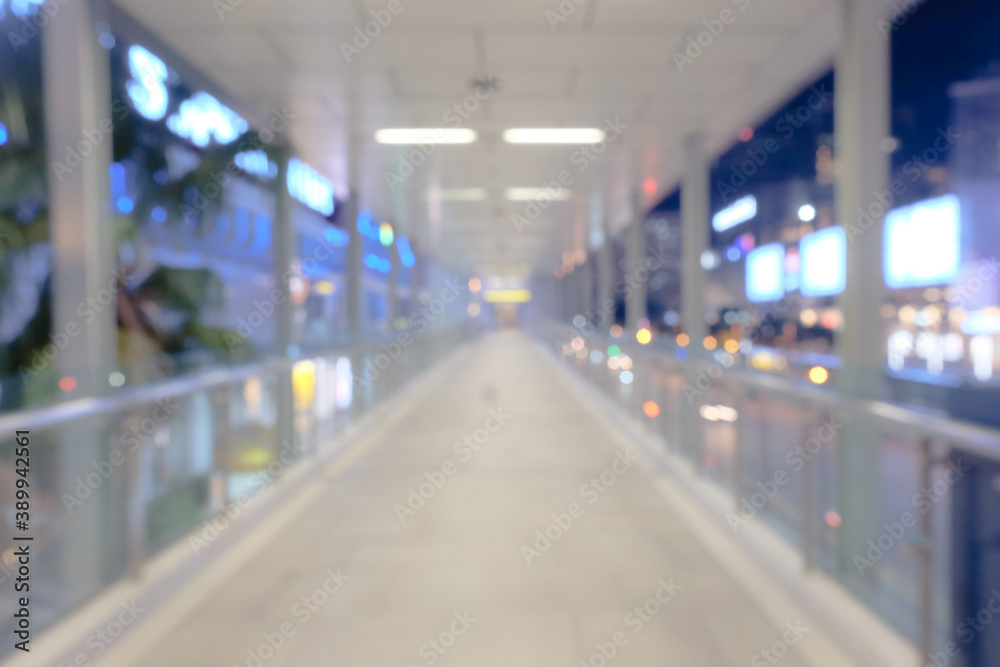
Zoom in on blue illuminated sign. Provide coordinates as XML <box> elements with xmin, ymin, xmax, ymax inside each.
<box><xmin>167</xmin><ymin>91</ymin><xmax>248</xmax><ymax>147</ymax></box>
<box><xmin>397</xmin><ymin>235</ymin><xmax>416</xmax><ymax>267</ymax></box>
<box><xmin>746</xmin><ymin>243</ymin><xmax>784</xmax><ymax>302</ymax></box>
<box><xmin>884</xmin><ymin>195</ymin><xmax>961</xmax><ymax>289</ymax></box>
<box><xmin>799</xmin><ymin>227</ymin><xmax>846</xmax><ymax>297</ymax></box>
<box><xmin>126</xmin><ymin>46</ymin><xmax>169</xmax><ymax>121</ymax></box>
<box><xmin>287</xmin><ymin>158</ymin><xmax>334</xmax><ymax>216</ymax></box>
<box><xmin>235</xmin><ymin>150</ymin><xmax>277</xmax><ymax>180</ymax></box>
<box><xmin>713</xmin><ymin>195</ymin><xmax>757</xmax><ymax>232</ymax></box>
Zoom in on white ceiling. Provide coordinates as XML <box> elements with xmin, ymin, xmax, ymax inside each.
<box><xmin>115</xmin><ymin>0</ymin><xmax>839</xmax><ymax>274</ymax></box>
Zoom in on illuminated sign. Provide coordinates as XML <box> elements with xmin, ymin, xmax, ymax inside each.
<box><xmin>167</xmin><ymin>91</ymin><xmax>248</xmax><ymax>147</ymax></box>
<box><xmin>3</xmin><ymin>0</ymin><xmax>45</xmax><ymax>17</ymax></box>
<box><xmin>126</xmin><ymin>45</ymin><xmax>169</xmax><ymax>121</ymax></box>
<box><xmin>713</xmin><ymin>195</ymin><xmax>757</xmax><ymax>232</ymax></box>
<box><xmin>799</xmin><ymin>227</ymin><xmax>846</xmax><ymax>297</ymax></box>
<box><xmin>234</xmin><ymin>150</ymin><xmax>277</xmax><ymax>180</ymax></box>
<box><xmin>746</xmin><ymin>243</ymin><xmax>784</xmax><ymax>302</ymax></box>
<box><xmin>884</xmin><ymin>195</ymin><xmax>961</xmax><ymax>289</ymax></box>
<box><xmin>397</xmin><ymin>236</ymin><xmax>415</xmax><ymax>267</ymax></box>
<box><xmin>287</xmin><ymin>158</ymin><xmax>334</xmax><ymax>216</ymax></box>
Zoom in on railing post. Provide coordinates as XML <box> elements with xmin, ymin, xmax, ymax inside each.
<box><xmin>917</xmin><ymin>436</ymin><xmax>934</xmax><ymax>664</ymax></box>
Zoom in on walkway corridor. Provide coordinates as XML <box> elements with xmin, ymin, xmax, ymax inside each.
<box><xmin>111</xmin><ymin>332</ymin><xmax>854</xmax><ymax>666</ymax></box>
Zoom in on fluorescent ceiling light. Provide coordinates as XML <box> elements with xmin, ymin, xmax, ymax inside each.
<box><xmin>428</xmin><ymin>188</ymin><xmax>488</xmax><ymax>201</ymax></box>
<box><xmin>483</xmin><ymin>289</ymin><xmax>533</xmax><ymax>303</ymax></box>
<box><xmin>374</xmin><ymin>128</ymin><xmax>477</xmax><ymax>144</ymax></box>
<box><xmin>502</xmin><ymin>128</ymin><xmax>605</xmax><ymax>144</ymax></box>
<box><xmin>504</xmin><ymin>187</ymin><xmax>571</xmax><ymax>202</ymax></box>
<box><xmin>712</xmin><ymin>195</ymin><xmax>757</xmax><ymax>232</ymax></box>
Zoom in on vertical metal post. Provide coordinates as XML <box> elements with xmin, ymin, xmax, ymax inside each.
<box><xmin>273</xmin><ymin>149</ymin><xmax>296</xmax><ymax>459</ymax></box>
<box><xmin>800</xmin><ymin>408</ymin><xmax>817</xmax><ymax>571</ymax></box>
<box><xmin>680</xmin><ymin>133</ymin><xmax>708</xmax><ymax>346</ymax></box>
<box><xmin>917</xmin><ymin>436</ymin><xmax>934</xmax><ymax>663</ymax></box>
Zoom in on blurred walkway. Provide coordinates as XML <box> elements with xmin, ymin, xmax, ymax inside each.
<box><xmin>119</xmin><ymin>331</ymin><xmax>847</xmax><ymax>666</ymax></box>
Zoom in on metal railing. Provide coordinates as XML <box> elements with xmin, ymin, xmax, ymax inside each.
<box><xmin>544</xmin><ymin>322</ymin><xmax>1000</xmax><ymax>666</ymax></box>
<box><xmin>0</xmin><ymin>323</ymin><xmax>475</xmax><ymax>657</ymax></box>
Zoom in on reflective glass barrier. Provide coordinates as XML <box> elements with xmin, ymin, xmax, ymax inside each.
<box><xmin>0</xmin><ymin>323</ymin><xmax>475</xmax><ymax>656</ymax></box>
<box><xmin>543</xmin><ymin>321</ymin><xmax>1000</xmax><ymax>661</ymax></box>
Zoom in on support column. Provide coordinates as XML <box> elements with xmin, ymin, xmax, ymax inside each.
<box><xmin>44</xmin><ymin>0</ymin><xmax>115</xmax><ymax>593</ymax></box>
<box><xmin>625</xmin><ymin>191</ymin><xmax>647</xmax><ymax>330</ymax></box>
<box><xmin>596</xmin><ymin>217</ymin><xmax>614</xmax><ymax>327</ymax></box>
<box><xmin>272</xmin><ymin>149</ymin><xmax>296</xmax><ymax>456</ymax></box>
<box><xmin>832</xmin><ymin>0</ymin><xmax>892</xmax><ymax>619</ymax></box>
<box><xmin>681</xmin><ymin>133</ymin><xmax>709</xmax><ymax>346</ymax></box>
<box><xmin>387</xmin><ymin>236</ymin><xmax>399</xmax><ymax>329</ymax></box>
<box><xmin>581</xmin><ymin>256</ymin><xmax>594</xmax><ymax>323</ymax></box>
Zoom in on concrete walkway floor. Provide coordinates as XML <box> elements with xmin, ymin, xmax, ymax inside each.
<box><xmin>119</xmin><ymin>330</ymin><xmax>850</xmax><ymax>667</ymax></box>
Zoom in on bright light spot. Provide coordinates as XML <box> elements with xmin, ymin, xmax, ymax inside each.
<box><xmin>468</xmin><ymin>277</ymin><xmax>482</xmax><ymax>293</ymax></box>
<box><xmin>151</xmin><ymin>206</ymin><xmax>167</xmax><ymax>223</ymax></box>
<box><xmin>502</xmin><ymin>128</ymin><xmax>606</xmax><ymax>144</ymax></box>
<box><xmin>607</xmin><ymin>344</ymin><xmax>621</xmax><ymax>357</ymax></box>
<box><xmin>468</xmin><ymin>302</ymin><xmax>481</xmax><ymax>317</ymax></box>
<box><xmin>884</xmin><ymin>195</ymin><xmax>961</xmax><ymax>289</ymax></box>
<box><xmin>726</xmin><ymin>247</ymin><xmax>742</xmax><ymax>262</ymax></box>
<box><xmin>116</xmin><ymin>197</ymin><xmax>134</xmax><ymax>214</ymax></box>
<box><xmin>664</xmin><ymin>311</ymin><xmax>679</xmax><ymax>326</ymax></box>
<box><xmin>724</xmin><ymin>339</ymin><xmax>740</xmax><ymax>354</ymax></box>
<box><xmin>504</xmin><ymin>187</ymin><xmax>571</xmax><ymax>202</ymax></box>
<box><xmin>589</xmin><ymin>350</ymin><xmax>603</xmax><ymax>364</ymax></box>
<box><xmin>98</xmin><ymin>32</ymin><xmax>116</xmax><ymax>49</ymax></box>
<box><xmin>608</xmin><ymin>357</ymin><xmax>621</xmax><ymax>370</ymax></box>
<box><xmin>676</xmin><ymin>333</ymin><xmax>690</xmax><ymax>348</ymax></box>
<box><xmin>336</xmin><ymin>357</ymin><xmax>353</xmax><ymax>408</ymax></box>
<box><xmin>573</xmin><ymin>315</ymin><xmax>586</xmax><ymax>328</ymax></box>
<box><xmin>483</xmin><ymin>289</ymin><xmax>532</xmax><ymax>303</ymax></box>
<box><xmin>971</xmin><ymin>335</ymin><xmax>995</xmax><ymax>381</ymax></box>
<box><xmin>700</xmin><ymin>250</ymin><xmax>721</xmax><ymax>270</ymax></box>
<box><xmin>821</xmin><ymin>309</ymin><xmax>841</xmax><ymax>330</ymax></box>
<box><xmin>643</xmin><ymin>401</ymin><xmax>660</xmax><ymax>418</ymax></box>
<box><xmin>738</xmin><ymin>126</ymin><xmax>754</xmax><ymax>142</ymax></box>
<box><xmin>619</xmin><ymin>356</ymin><xmax>633</xmax><ymax>370</ymax></box>
<box><xmin>798</xmin><ymin>204</ymin><xmax>816</xmax><ymax>222</ymax></box>
<box><xmin>643</xmin><ymin>178</ymin><xmax>658</xmax><ymax>197</ymax></box>
<box><xmin>59</xmin><ymin>376</ymin><xmax>77</xmax><ymax>392</ymax></box>
<box><xmin>808</xmin><ymin>366</ymin><xmax>830</xmax><ymax>384</ymax></box>
<box><xmin>0</xmin><ymin>122</ymin><xmax>7</xmax><ymax>146</ymax></box>
<box><xmin>824</xmin><ymin>510</ymin><xmax>842</xmax><ymax>528</ymax></box>
<box><xmin>619</xmin><ymin>370</ymin><xmax>634</xmax><ymax>385</ymax></box>
<box><xmin>712</xmin><ymin>195</ymin><xmax>757</xmax><ymax>232</ymax></box>
<box><xmin>287</xmin><ymin>158</ymin><xmax>334</xmax><ymax>216</ymax></box>
<box><xmin>636</xmin><ymin>328</ymin><xmax>652</xmax><ymax>345</ymax></box>
<box><xmin>571</xmin><ymin>337</ymin><xmax>585</xmax><ymax>351</ymax></box>
<box><xmin>703</xmin><ymin>336</ymin><xmax>717</xmax><ymax>351</ymax></box>
<box><xmin>699</xmin><ymin>405</ymin><xmax>738</xmax><ymax>422</ymax></box>
<box><xmin>397</xmin><ymin>236</ymin><xmax>416</xmax><ymax>267</ymax></box>
<box><xmin>575</xmin><ymin>348</ymin><xmax>588</xmax><ymax>359</ymax></box>
<box><xmin>379</xmin><ymin>222</ymin><xmax>394</xmax><ymax>246</ymax></box>
<box><xmin>108</xmin><ymin>372</ymin><xmax>125</xmax><ymax>387</ymax></box>
<box><xmin>800</xmin><ymin>309</ymin><xmax>818</xmax><ymax>327</ymax></box>
<box><xmin>610</xmin><ymin>325</ymin><xmax>623</xmax><ymax>338</ymax></box>
<box><xmin>375</xmin><ymin>128</ymin><xmax>477</xmax><ymax>144</ymax></box>
<box><xmin>675</xmin><ymin>348</ymin><xmax>688</xmax><ymax>360</ymax></box>
<box><xmin>431</xmin><ymin>188</ymin><xmax>488</xmax><ymax>201</ymax></box>
<box><xmin>314</xmin><ymin>281</ymin><xmax>335</xmax><ymax>295</ymax></box>
<box><xmin>292</xmin><ymin>360</ymin><xmax>316</xmax><ymax>410</ymax></box>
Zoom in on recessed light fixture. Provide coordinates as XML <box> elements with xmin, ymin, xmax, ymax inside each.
<box><xmin>504</xmin><ymin>187</ymin><xmax>571</xmax><ymax>201</ymax></box>
<box><xmin>427</xmin><ymin>188</ymin><xmax>489</xmax><ymax>201</ymax></box>
<box><xmin>374</xmin><ymin>128</ymin><xmax>477</xmax><ymax>144</ymax></box>
<box><xmin>502</xmin><ymin>128</ymin><xmax>605</xmax><ymax>144</ymax></box>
